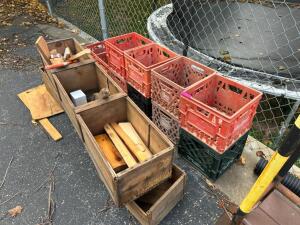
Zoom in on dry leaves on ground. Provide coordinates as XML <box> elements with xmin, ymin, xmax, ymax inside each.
<box><xmin>8</xmin><ymin>205</ymin><xmax>23</xmax><ymax>217</ymax></box>
<box><xmin>256</xmin><ymin>150</ymin><xmax>266</xmax><ymax>159</ymax></box>
<box><xmin>238</xmin><ymin>156</ymin><xmax>246</xmax><ymax>166</ymax></box>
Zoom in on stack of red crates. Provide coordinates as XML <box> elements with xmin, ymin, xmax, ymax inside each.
<box><xmin>178</xmin><ymin>73</ymin><xmax>262</xmax><ymax>179</ymax></box>
<box><xmin>179</xmin><ymin>73</ymin><xmax>262</xmax><ymax>153</ymax></box>
<box><xmin>86</xmin><ymin>32</ymin><xmax>153</xmax><ymax>93</ymax></box>
<box><xmin>86</xmin><ymin>32</ymin><xmax>263</xmax><ymax>180</ymax></box>
<box><xmin>151</xmin><ymin>56</ymin><xmax>215</xmax><ymax>143</ymax></box>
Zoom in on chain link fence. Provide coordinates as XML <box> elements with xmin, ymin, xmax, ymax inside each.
<box><xmin>50</xmin><ymin>0</ymin><xmax>300</xmax><ymax>159</ymax></box>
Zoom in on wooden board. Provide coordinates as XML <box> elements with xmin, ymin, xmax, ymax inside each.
<box><xmin>94</xmin><ymin>134</ymin><xmax>127</xmax><ymax>172</ymax></box>
<box><xmin>69</xmin><ymin>49</ymin><xmax>91</xmax><ymax>61</ymax></box>
<box><xmin>119</xmin><ymin>122</ymin><xmax>149</xmax><ymax>152</ymax></box>
<box><xmin>112</xmin><ymin>122</ymin><xmax>152</xmax><ymax>162</ymax></box>
<box><xmin>35</xmin><ymin>36</ymin><xmax>51</xmax><ymax>64</ymax></box>
<box><xmin>39</xmin><ymin>118</ymin><xmax>62</xmax><ymax>141</ymax></box>
<box><xmin>104</xmin><ymin>124</ymin><xmax>137</xmax><ymax>168</ymax></box>
<box><xmin>18</xmin><ymin>84</ymin><xmax>63</xmax><ymax>120</ymax></box>
<box><xmin>126</xmin><ymin>165</ymin><xmax>186</xmax><ymax>225</ymax></box>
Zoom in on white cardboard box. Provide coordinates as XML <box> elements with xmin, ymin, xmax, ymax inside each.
<box><xmin>70</xmin><ymin>90</ymin><xmax>87</xmax><ymax>106</ymax></box>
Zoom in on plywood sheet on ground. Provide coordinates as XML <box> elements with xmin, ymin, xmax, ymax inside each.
<box><xmin>18</xmin><ymin>84</ymin><xmax>63</xmax><ymax>120</ymax></box>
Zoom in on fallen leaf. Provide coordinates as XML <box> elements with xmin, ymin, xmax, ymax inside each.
<box><xmin>238</xmin><ymin>156</ymin><xmax>246</xmax><ymax>165</ymax></box>
<box><xmin>57</xmin><ymin>21</ymin><xmax>65</xmax><ymax>28</ymax></box>
<box><xmin>217</xmin><ymin>199</ymin><xmax>225</xmax><ymax>208</ymax></box>
<box><xmin>256</xmin><ymin>150</ymin><xmax>266</xmax><ymax>159</ymax></box>
<box><xmin>220</xmin><ymin>50</ymin><xmax>229</xmax><ymax>55</ymax></box>
<box><xmin>223</xmin><ymin>54</ymin><xmax>232</xmax><ymax>62</ymax></box>
<box><xmin>8</xmin><ymin>205</ymin><xmax>23</xmax><ymax>217</ymax></box>
<box><xmin>205</xmin><ymin>178</ymin><xmax>216</xmax><ymax>190</ymax></box>
<box><xmin>21</xmin><ymin>21</ymin><xmax>32</xmax><ymax>26</ymax></box>
<box><xmin>278</xmin><ymin>65</ymin><xmax>286</xmax><ymax>71</ymax></box>
<box><xmin>71</xmin><ymin>29</ymin><xmax>79</xmax><ymax>34</ymax></box>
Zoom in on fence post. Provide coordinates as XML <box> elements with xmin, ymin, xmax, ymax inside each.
<box><xmin>274</xmin><ymin>100</ymin><xmax>300</xmax><ymax>148</ymax></box>
<box><xmin>98</xmin><ymin>0</ymin><xmax>109</xmax><ymax>39</ymax></box>
<box><xmin>45</xmin><ymin>0</ymin><xmax>53</xmax><ymax>16</ymax></box>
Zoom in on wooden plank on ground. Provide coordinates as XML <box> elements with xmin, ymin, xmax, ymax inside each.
<box><xmin>18</xmin><ymin>84</ymin><xmax>63</xmax><ymax>120</ymax></box>
<box><xmin>39</xmin><ymin>118</ymin><xmax>62</xmax><ymax>141</ymax></box>
<box><xmin>104</xmin><ymin>124</ymin><xmax>137</xmax><ymax>168</ymax></box>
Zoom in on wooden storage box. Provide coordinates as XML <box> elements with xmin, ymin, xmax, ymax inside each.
<box><xmin>76</xmin><ymin>96</ymin><xmax>174</xmax><ymax>206</ymax></box>
<box><xmin>52</xmin><ymin>61</ymin><xmax>126</xmax><ymax>138</ymax></box>
<box><xmin>37</xmin><ymin>37</ymin><xmax>94</xmax><ymax>89</ymax></box>
<box><xmin>126</xmin><ymin>164</ymin><xmax>186</xmax><ymax>225</ymax></box>
<box><xmin>37</xmin><ymin>37</ymin><xmax>90</xmax><ymax>68</ymax></box>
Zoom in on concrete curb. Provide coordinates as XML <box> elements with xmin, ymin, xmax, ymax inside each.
<box><xmin>56</xmin><ymin>16</ymin><xmax>98</xmax><ymax>43</ymax></box>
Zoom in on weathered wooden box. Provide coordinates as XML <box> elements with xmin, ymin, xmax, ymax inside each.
<box><xmin>40</xmin><ymin>67</ymin><xmax>60</xmax><ymax>104</ymax></box>
<box><xmin>37</xmin><ymin>38</ymin><xmax>94</xmax><ymax>89</ymax></box>
<box><xmin>76</xmin><ymin>96</ymin><xmax>174</xmax><ymax>206</ymax></box>
<box><xmin>37</xmin><ymin>37</ymin><xmax>90</xmax><ymax>68</ymax></box>
<box><xmin>126</xmin><ymin>164</ymin><xmax>186</xmax><ymax>225</ymax></box>
<box><xmin>52</xmin><ymin>61</ymin><xmax>126</xmax><ymax>138</ymax></box>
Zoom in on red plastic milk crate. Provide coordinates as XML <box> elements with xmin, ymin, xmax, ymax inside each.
<box><xmin>179</xmin><ymin>73</ymin><xmax>262</xmax><ymax>153</ymax></box>
<box><xmin>151</xmin><ymin>56</ymin><xmax>216</xmax><ymax>119</ymax></box>
<box><xmin>86</xmin><ymin>41</ymin><xmax>109</xmax><ymax>73</ymax></box>
<box><xmin>124</xmin><ymin>43</ymin><xmax>178</xmax><ymax>98</ymax></box>
<box><xmin>105</xmin><ymin>32</ymin><xmax>153</xmax><ymax>77</ymax></box>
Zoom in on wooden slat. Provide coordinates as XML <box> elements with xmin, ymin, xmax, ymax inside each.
<box><xmin>18</xmin><ymin>84</ymin><xmax>64</xmax><ymax>120</ymax></box>
<box><xmin>38</xmin><ymin>118</ymin><xmax>62</xmax><ymax>141</ymax></box>
<box><xmin>35</xmin><ymin>36</ymin><xmax>51</xmax><ymax>63</ymax></box>
<box><xmin>112</xmin><ymin>122</ymin><xmax>152</xmax><ymax>162</ymax></box>
<box><xmin>119</xmin><ymin>122</ymin><xmax>150</xmax><ymax>153</ymax></box>
<box><xmin>104</xmin><ymin>124</ymin><xmax>137</xmax><ymax>168</ymax></box>
<box><xmin>69</xmin><ymin>49</ymin><xmax>91</xmax><ymax>61</ymax></box>
<box><xmin>94</xmin><ymin>134</ymin><xmax>127</xmax><ymax>172</ymax></box>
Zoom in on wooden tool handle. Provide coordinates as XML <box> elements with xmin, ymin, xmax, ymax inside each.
<box><xmin>45</xmin><ymin>61</ymin><xmax>72</xmax><ymax>70</ymax></box>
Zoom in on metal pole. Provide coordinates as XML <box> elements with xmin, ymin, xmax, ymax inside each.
<box><xmin>45</xmin><ymin>0</ymin><xmax>53</xmax><ymax>16</ymax></box>
<box><xmin>231</xmin><ymin>115</ymin><xmax>300</xmax><ymax>224</ymax></box>
<box><xmin>274</xmin><ymin>100</ymin><xmax>300</xmax><ymax>148</ymax></box>
<box><xmin>98</xmin><ymin>0</ymin><xmax>109</xmax><ymax>40</ymax></box>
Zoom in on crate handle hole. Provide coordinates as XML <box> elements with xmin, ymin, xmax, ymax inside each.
<box><xmin>116</xmin><ymin>38</ymin><xmax>127</xmax><ymax>44</ymax></box>
<box><xmin>162</xmin><ymin>51</ymin><xmax>170</xmax><ymax>58</ymax></box>
<box><xmin>229</xmin><ymin>84</ymin><xmax>242</xmax><ymax>94</ymax></box>
<box><xmin>197</xmin><ymin>107</ymin><xmax>210</xmax><ymax>117</ymax></box>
